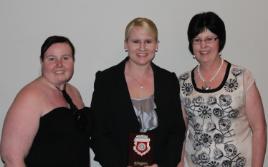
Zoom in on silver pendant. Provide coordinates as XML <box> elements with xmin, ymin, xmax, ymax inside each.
<box><xmin>202</xmin><ymin>86</ymin><xmax>210</xmax><ymax>90</ymax></box>
<box><xmin>202</xmin><ymin>83</ymin><xmax>210</xmax><ymax>90</ymax></box>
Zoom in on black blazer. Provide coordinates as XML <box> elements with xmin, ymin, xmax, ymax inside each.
<box><xmin>91</xmin><ymin>57</ymin><xmax>185</xmax><ymax>167</ymax></box>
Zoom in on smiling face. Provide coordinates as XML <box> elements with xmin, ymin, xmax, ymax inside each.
<box><xmin>192</xmin><ymin>29</ymin><xmax>220</xmax><ymax>64</ymax></box>
<box><xmin>41</xmin><ymin>42</ymin><xmax>74</xmax><ymax>88</ymax></box>
<box><xmin>124</xmin><ymin>26</ymin><xmax>158</xmax><ymax>66</ymax></box>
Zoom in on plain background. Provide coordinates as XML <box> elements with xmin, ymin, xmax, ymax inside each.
<box><xmin>0</xmin><ymin>0</ymin><xmax>267</xmax><ymax>166</ymax></box>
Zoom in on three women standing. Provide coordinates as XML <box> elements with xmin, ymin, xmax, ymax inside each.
<box><xmin>1</xmin><ymin>12</ymin><xmax>266</xmax><ymax>167</ymax></box>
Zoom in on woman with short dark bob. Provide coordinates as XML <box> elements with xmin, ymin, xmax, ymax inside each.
<box><xmin>178</xmin><ymin>12</ymin><xmax>266</xmax><ymax>167</ymax></box>
<box><xmin>0</xmin><ymin>36</ymin><xmax>91</xmax><ymax>167</ymax></box>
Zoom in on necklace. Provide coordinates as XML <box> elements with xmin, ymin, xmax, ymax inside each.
<box><xmin>126</xmin><ymin>62</ymin><xmax>150</xmax><ymax>89</ymax></box>
<box><xmin>197</xmin><ymin>58</ymin><xmax>224</xmax><ymax>90</ymax></box>
<box><xmin>131</xmin><ymin>76</ymin><xmax>144</xmax><ymax>89</ymax></box>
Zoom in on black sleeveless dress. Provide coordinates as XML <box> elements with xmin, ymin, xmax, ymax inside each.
<box><xmin>25</xmin><ymin>90</ymin><xmax>91</xmax><ymax>167</ymax></box>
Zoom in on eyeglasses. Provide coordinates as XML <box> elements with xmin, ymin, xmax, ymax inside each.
<box><xmin>192</xmin><ymin>36</ymin><xmax>218</xmax><ymax>45</ymax></box>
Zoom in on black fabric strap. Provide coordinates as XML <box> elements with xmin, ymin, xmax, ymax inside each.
<box><xmin>61</xmin><ymin>89</ymin><xmax>88</xmax><ymax>131</ymax></box>
<box><xmin>61</xmin><ymin>89</ymin><xmax>78</xmax><ymax>110</ymax></box>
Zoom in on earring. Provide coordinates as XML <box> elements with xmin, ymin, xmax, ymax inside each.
<box><xmin>193</xmin><ymin>55</ymin><xmax>196</xmax><ymax>59</ymax></box>
<box><xmin>155</xmin><ymin>49</ymin><xmax>158</xmax><ymax>52</ymax></box>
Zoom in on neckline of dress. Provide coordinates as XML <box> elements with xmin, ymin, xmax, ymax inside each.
<box><xmin>191</xmin><ymin>60</ymin><xmax>231</xmax><ymax>93</ymax></box>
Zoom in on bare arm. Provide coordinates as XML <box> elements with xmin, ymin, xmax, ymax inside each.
<box><xmin>0</xmin><ymin>87</ymin><xmax>41</xmax><ymax>167</ymax></box>
<box><xmin>245</xmin><ymin>83</ymin><xmax>267</xmax><ymax>167</ymax></box>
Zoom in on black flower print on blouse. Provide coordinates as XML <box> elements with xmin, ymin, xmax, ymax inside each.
<box><xmin>193</xmin><ymin>140</ymin><xmax>202</xmax><ymax>151</ymax></box>
<box><xmin>193</xmin><ymin>122</ymin><xmax>202</xmax><ymax>134</ymax></box>
<box><xmin>180</xmin><ymin>72</ymin><xmax>194</xmax><ymax>96</ymax></box>
<box><xmin>191</xmin><ymin>152</ymin><xmax>210</xmax><ymax>165</ymax></box>
<box><xmin>224</xmin><ymin>144</ymin><xmax>237</xmax><ymax>157</ymax></box>
<box><xmin>219</xmin><ymin>118</ymin><xmax>231</xmax><ymax>132</ymax></box>
<box><xmin>207</xmin><ymin>161</ymin><xmax>220</xmax><ymax>167</ymax></box>
<box><xmin>182</xmin><ymin>82</ymin><xmax>193</xmax><ymax>96</ymax></box>
<box><xmin>224</xmin><ymin>67</ymin><xmax>242</xmax><ymax>92</ymax></box>
<box><xmin>213</xmin><ymin>108</ymin><xmax>224</xmax><ymax>118</ymax></box>
<box><xmin>199</xmin><ymin>133</ymin><xmax>213</xmax><ymax>148</ymax></box>
<box><xmin>183</xmin><ymin>93</ymin><xmax>245</xmax><ymax>166</ymax></box>
<box><xmin>206</xmin><ymin>122</ymin><xmax>216</xmax><ymax>132</ymax></box>
<box><xmin>219</xmin><ymin>94</ymin><xmax>232</xmax><ymax>107</ymax></box>
<box><xmin>222</xmin><ymin>160</ymin><xmax>232</xmax><ymax>167</ymax></box>
<box><xmin>198</xmin><ymin>152</ymin><xmax>210</xmax><ymax>164</ymax></box>
<box><xmin>236</xmin><ymin>157</ymin><xmax>247</xmax><ymax>167</ymax></box>
<box><xmin>213</xmin><ymin>133</ymin><xmax>224</xmax><ymax>144</ymax></box>
<box><xmin>179</xmin><ymin>72</ymin><xmax>190</xmax><ymax>81</ymax></box>
<box><xmin>193</xmin><ymin>96</ymin><xmax>204</xmax><ymax>107</ymax></box>
<box><xmin>207</xmin><ymin>96</ymin><xmax>217</xmax><ymax>105</ymax></box>
<box><xmin>231</xmin><ymin>68</ymin><xmax>242</xmax><ymax>77</ymax></box>
<box><xmin>198</xmin><ymin>105</ymin><xmax>212</xmax><ymax>119</ymax></box>
<box><xmin>224</xmin><ymin>78</ymin><xmax>238</xmax><ymax>92</ymax></box>
<box><xmin>228</xmin><ymin>109</ymin><xmax>239</xmax><ymax>118</ymax></box>
<box><xmin>179</xmin><ymin>67</ymin><xmax>247</xmax><ymax>167</ymax></box>
<box><xmin>213</xmin><ymin>148</ymin><xmax>224</xmax><ymax>160</ymax></box>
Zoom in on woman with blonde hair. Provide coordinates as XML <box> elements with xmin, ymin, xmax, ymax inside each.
<box><xmin>91</xmin><ymin>17</ymin><xmax>185</xmax><ymax>167</ymax></box>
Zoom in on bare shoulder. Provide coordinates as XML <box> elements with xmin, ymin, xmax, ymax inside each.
<box><xmin>66</xmin><ymin>83</ymin><xmax>80</xmax><ymax>94</ymax></box>
<box><xmin>8</xmin><ymin>78</ymin><xmax>45</xmax><ymax>117</ymax></box>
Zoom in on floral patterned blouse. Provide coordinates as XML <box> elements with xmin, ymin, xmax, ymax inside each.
<box><xmin>179</xmin><ymin>61</ymin><xmax>254</xmax><ymax>167</ymax></box>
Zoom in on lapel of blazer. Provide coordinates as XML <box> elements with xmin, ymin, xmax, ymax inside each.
<box><xmin>115</xmin><ymin>57</ymin><xmax>140</xmax><ymax>131</ymax></box>
<box><xmin>152</xmin><ymin>63</ymin><xmax>160</xmax><ymax>103</ymax></box>
<box><xmin>151</xmin><ymin>63</ymin><xmax>163</xmax><ymax>123</ymax></box>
